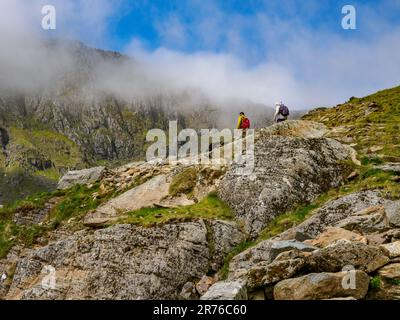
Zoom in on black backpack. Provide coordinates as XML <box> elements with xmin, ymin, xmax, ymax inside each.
<box><xmin>279</xmin><ymin>104</ymin><xmax>290</xmax><ymax>117</ymax></box>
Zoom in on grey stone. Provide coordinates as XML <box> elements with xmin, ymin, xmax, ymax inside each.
<box><xmin>274</xmin><ymin>271</ymin><xmax>370</xmax><ymax>300</ymax></box>
<box><xmin>269</xmin><ymin>240</ymin><xmax>317</xmax><ymax>261</ymax></box>
<box><xmin>83</xmin><ymin>174</ymin><xmax>170</xmax><ymax>226</ymax></box>
<box><xmin>4</xmin><ymin>220</ymin><xmax>244</xmax><ymax>300</ymax></box>
<box><xmin>200</xmin><ymin>280</ymin><xmax>247</xmax><ymax>300</ymax></box>
<box><xmin>380</xmin><ymin>241</ymin><xmax>400</xmax><ymax>259</ymax></box>
<box><xmin>385</xmin><ymin>200</ymin><xmax>400</xmax><ymax>227</ymax></box>
<box><xmin>228</xmin><ymin>240</ymin><xmax>315</xmax><ymax>280</ymax></box>
<box><xmin>219</xmin><ymin>133</ymin><xmax>354</xmax><ymax>236</ymax></box>
<box><xmin>307</xmin><ymin>239</ymin><xmax>390</xmax><ymax>273</ymax></box>
<box><xmin>246</xmin><ymin>257</ymin><xmax>305</xmax><ymax>288</ymax></box>
<box><xmin>57</xmin><ymin>167</ymin><xmax>105</xmax><ymax>189</ymax></box>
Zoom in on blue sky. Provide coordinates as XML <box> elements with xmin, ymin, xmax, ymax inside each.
<box><xmin>2</xmin><ymin>0</ymin><xmax>400</xmax><ymax>108</ymax></box>
<box><xmin>62</xmin><ymin>0</ymin><xmax>400</xmax><ymax>63</ymax></box>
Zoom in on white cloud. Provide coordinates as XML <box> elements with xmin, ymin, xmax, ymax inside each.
<box><xmin>0</xmin><ymin>0</ymin><xmax>399</xmax><ymax>111</ymax></box>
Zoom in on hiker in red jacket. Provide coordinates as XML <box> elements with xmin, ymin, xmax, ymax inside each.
<box><xmin>237</xmin><ymin>112</ymin><xmax>250</xmax><ymax>129</ymax></box>
<box><xmin>237</xmin><ymin>112</ymin><xmax>250</xmax><ymax>138</ymax></box>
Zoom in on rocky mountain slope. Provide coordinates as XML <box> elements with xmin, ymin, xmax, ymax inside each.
<box><xmin>0</xmin><ymin>85</ymin><xmax>399</xmax><ymax>300</ymax></box>
<box><xmin>0</xmin><ymin>40</ymin><xmax>290</xmax><ymax>205</ymax></box>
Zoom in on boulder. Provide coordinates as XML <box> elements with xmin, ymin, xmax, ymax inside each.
<box><xmin>83</xmin><ymin>174</ymin><xmax>170</xmax><ymax>226</ymax></box>
<box><xmin>380</xmin><ymin>241</ymin><xmax>400</xmax><ymax>259</ymax></box>
<box><xmin>219</xmin><ymin>132</ymin><xmax>354</xmax><ymax>236</ymax></box>
<box><xmin>277</xmin><ymin>190</ymin><xmax>386</xmax><ymax>240</ymax></box>
<box><xmin>57</xmin><ymin>167</ymin><xmax>105</xmax><ymax>189</ymax></box>
<box><xmin>377</xmin><ymin>263</ymin><xmax>400</xmax><ymax>279</ymax></box>
<box><xmin>200</xmin><ymin>280</ymin><xmax>247</xmax><ymax>300</ymax></box>
<box><xmin>304</xmin><ymin>227</ymin><xmax>367</xmax><ymax>248</ymax></box>
<box><xmin>274</xmin><ymin>271</ymin><xmax>370</xmax><ymax>300</ymax></box>
<box><xmin>334</xmin><ymin>205</ymin><xmax>389</xmax><ymax>234</ymax></box>
<box><xmin>228</xmin><ymin>240</ymin><xmax>316</xmax><ymax>280</ymax></box>
<box><xmin>307</xmin><ymin>240</ymin><xmax>389</xmax><ymax>273</ymax></box>
<box><xmin>4</xmin><ymin>220</ymin><xmax>244</xmax><ymax>300</ymax></box>
<box><xmin>385</xmin><ymin>200</ymin><xmax>400</xmax><ymax>227</ymax></box>
<box><xmin>246</xmin><ymin>257</ymin><xmax>305</xmax><ymax>288</ymax></box>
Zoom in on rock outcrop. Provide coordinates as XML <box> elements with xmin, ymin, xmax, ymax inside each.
<box><xmin>57</xmin><ymin>167</ymin><xmax>106</xmax><ymax>189</ymax></box>
<box><xmin>3</xmin><ymin>220</ymin><xmax>245</xmax><ymax>300</ymax></box>
<box><xmin>219</xmin><ymin>135</ymin><xmax>354</xmax><ymax>236</ymax></box>
<box><xmin>206</xmin><ymin>190</ymin><xmax>400</xmax><ymax>300</ymax></box>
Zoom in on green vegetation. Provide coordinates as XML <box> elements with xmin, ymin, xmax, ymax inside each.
<box><xmin>9</xmin><ymin>127</ymin><xmax>84</xmax><ymax>172</ymax></box>
<box><xmin>0</xmin><ymin>191</ymin><xmax>53</xmax><ymax>258</ymax></box>
<box><xmin>0</xmin><ymin>182</ymin><xmax>119</xmax><ymax>259</ymax></box>
<box><xmin>0</xmin><ymin>127</ymin><xmax>86</xmax><ymax>204</ymax></box>
<box><xmin>219</xmin><ymin>240</ymin><xmax>255</xmax><ymax>279</ymax></box>
<box><xmin>169</xmin><ymin>167</ymin><xmax>198</xmax><ymax>197</ymax></box>
<box><xmin>116</xmin><ymin>192</ymin><xmax>233</xmax><ymax>226</ymax></box>
<box><xmin>302</xmin><ymin>85</ymin><xmax>400</xmax><ymax>159</ymax></box>
<box><xmin>389</xmin><ymin>279</ymin><xmax>400</xmax><ymax>286</ymax></box>
<box><xmin>370</xmin><ymin>276</ymin><xmax>381</xmax><ymax>289</ymax></box>
<box><xmin>0</xmin><ymin>167</ymin><xmax>56</xmax><ymax>204</ymax></box>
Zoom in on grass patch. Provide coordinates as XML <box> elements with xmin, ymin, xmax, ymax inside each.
<box><xmin>169</xmin><ymin>167</ymin><xmax>198</xmax><ymax>197</ymax></box>
<box><xmin>48</xmin><ymin>184</ymin><xmax>103</xmax><ymax>225</ymax></box>
<box><xmin>361</xmin><ymin>156</ymin><xmax>384</xmax><ymax>166</ymax></box>
<box><xmin>117</xmin><ymin>192</ymin><xmax>234</xmax><ymax>226</ymax></box>
<box><xmin>370</xmin><ymin>276</ymin><xmax>381</xmax><ymax>289</ymax></box>
<box><xmin>0</xmin><ymin>182</ymin><xmax>118</xmax><ymax>258</ymax></box>
<box><xmin>302</xmin><ymin>85</ymin><xmax>400</xmax><ymax>159</ymax></box>
<box><xmin>258</xmin><ymin>193</ymin><xmax>334</xmax><ymax>241</ymax></box>
<box><xmin>389</xmin><ymin>279</ymin><xmax>400</xmax><ymax>286</ymax></box>
<box><xmin>9</xmin><ymin>127</ymin><xmax>84</xmax><ymax>170</ymax></box>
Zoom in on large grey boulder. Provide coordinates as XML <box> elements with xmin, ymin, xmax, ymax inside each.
<box><xmin>4</xmin><ymin>220</ymin><xmax>245</xmax><ymax>300</ymax></box>
<box><xmin>83</xmin><ymin>174</ymin><xmax>170</xmax><ymax>226</ymax></box>
<box><xmin>307</xmin><ymin>240</ymin><xmax>390</xmax><ymax>273</ymax></box>
<box><xmin>57</xmin><ymin>166</ymin><xmax>105</xmax><ymax>189</ymax></box>
<box><xmin>274</xmin><ymin>271</ymin><xmax>370</xmax><ymax>300</ymax></box>
<box><xmin>228</xmin><ymin>240</ymin><xmax>317</xmax><ymax>280</ymax></box>
<box><xmin>219</xmin><ymin>134</ymin><xmax>354</xmax><ymax>236</ymax></box>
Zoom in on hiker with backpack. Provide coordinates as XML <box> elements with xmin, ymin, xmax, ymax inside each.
<box><xmin>237</xmin><ymin>112</ymin><xmax>250</xmax><ymax>138</ymax></box>
<box><xmin>274</xmin><ymin>101</ymin><xmax>289</xmax><ymax>123</ymax></box>
<box><xmin>237</xmin><ymin>112</ymin><xmax>251</xmax><ymax>129</ymax></box>
<box><xmin>237</xmin><ymin>111</ymin><xmax>250</xmax><ymax>129</ymax></box>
